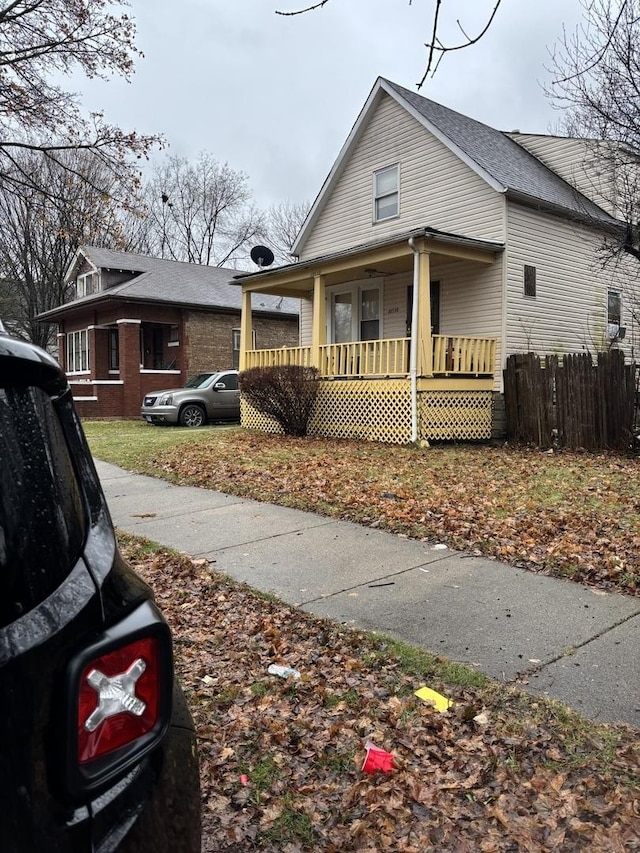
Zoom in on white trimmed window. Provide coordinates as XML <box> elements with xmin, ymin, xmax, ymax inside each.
<box><xmin>67</xmin><ymin>330</ymin><xmax>89</xmax><ymax>373</ymax></box>
<box><xmin>607</xmin><ymin>289</ymin><xmax>623</xmax><ymax>338</ymax></box>
<box><xmin>76</xmin><ymin>271</ymin><xmax>99</xmax><ymax>298</ymax></box>
<box><xmin>232</xmin><ymin>328</ymin><xmax>255</xmax><ymax>369</ymax></box>
<box><xmin>608</xmin><ymin>290</ymin><xmax>621</xmax><ymax>326</ymax></box>
<box><xmin>330</xmin><ymin>285</ymin><xmax>381</xmax><ymax>343</ymax></box>
<box><xmin>373</xmin><ymin>164</ymin><xmax>399</xmax><ymax>222</ymax></box>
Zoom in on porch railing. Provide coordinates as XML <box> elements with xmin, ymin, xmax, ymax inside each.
<box><xmin>320</xmin><ymin>338</ymin><xmax>410</xmax><ymax>378</ymax></box>
<box><xmin>432</xmin><ymin>335</ymin><xmax>496</xmax><ymax>376</ymax></box>
<box><xmin>245</xmin><ymin>335</ymin><xmax>496</xmax><ymax>378</ymax></box>
<box><xmin>245</xmin><ymin>345</ymin><xmax>313</xmax><ymax>368</ymax></box>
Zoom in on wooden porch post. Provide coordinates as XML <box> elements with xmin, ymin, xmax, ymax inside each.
<box><xmin>311</xmin><ymin>273</ymin><xmax>326</xmax><ymax>370</ymax></box>
<box><xmin>417</xmin><ymin>249</ymin><xmax>432</xmax><ymax>377</ymax></box>
<box><xmin>239</xmin><ymin>290</ymin><xmax>253</xmax><ymax>371</ymax></box>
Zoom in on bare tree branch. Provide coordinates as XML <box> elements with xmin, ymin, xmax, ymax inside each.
<box><xmin>0</xmin><ymin>149</ymin><xmax>144</xmax><ymax>347</ymax></box>
<box><xmin>275</xmin><ymin>0</ymin><xmax>330</xmax><ymax>15</ymax></box>
<box><xmin>0</xmin><ymin>0</ymin><xmax>161</xmax><ymax>205</ymax></box>
<box><xmin>274</xmin><ymin>0</ymin><xmax>505</xmax><ymax>87</ymax></box>
<box><xmin>418</xmin><ymin>0</ymin><xmax>503</xmax><ymax>87</ymax></box>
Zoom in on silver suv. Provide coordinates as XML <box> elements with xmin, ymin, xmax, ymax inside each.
<box><xmin>141</xmin><ymin>370</ymin><xmax>240</xmax><ymax>427</ymax></box>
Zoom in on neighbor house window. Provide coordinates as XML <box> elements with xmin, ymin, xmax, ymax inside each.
<box><xmin>607</xmin><ymin>289</ymin><xmax>622</xmax><ymax>338</ymax></box>
<box><xmin>76</xmin><ymin>271</ymin><xmax>99</xmax><ymax>298</ymax></box>
<box><xmin>232</xmin><ymin>328</ymin><xmax>255</xmax><ymax>369</ymax></box>
<box><xmin>108</xmin><ymin>328</ymin><xmax>119</xmax><ymax>370</ymax></box>
<box><xmin>232</xmin><ymin>329</ymin><xmax>241</xmax><ymax>370</ymax></box>
<box><xmin>524</xmin><ymin>265</ymin><xmax>537</xmax><ymax>297</ymax></box>
<box><xmin>608</xmin><ymin>290</ymin><xmax>621</xmax><ymax>326</ymax></box>
<box><xmin>373</xmin><ymin>164</ymin><xmax>399</xmax><ymax>222</ymax></box>
<box><xmin>66</xmin><ymin>330</ymin><xmax>89</xmax><ymax>373</ymax></box>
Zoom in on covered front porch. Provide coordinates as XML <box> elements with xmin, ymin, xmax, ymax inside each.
<box><xmin>236</xmin><ymin>228</ymin><xmax>503</xmax><ymax>444</ymax></box>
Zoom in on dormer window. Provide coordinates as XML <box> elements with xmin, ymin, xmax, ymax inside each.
<box><xmin>373</xmin><ymin>164</ymin><xmax>399</xmax><ymax>222</ymax></box>
<box><xmin>76</xmin><ymin>271</ymin><xmax>99</xmax><ymax>298</ymax></box>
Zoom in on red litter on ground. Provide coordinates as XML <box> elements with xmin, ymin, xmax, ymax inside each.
<box><xmin>362</xmin><ymin>741</ymin><xmax>395</xmax><ymax>774</ymax></box>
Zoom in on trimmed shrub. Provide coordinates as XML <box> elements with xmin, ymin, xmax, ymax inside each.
<box><xmin>239</xmin><ymin>365</ymin><xmax>319</xmax><ymax>437</ymax></box>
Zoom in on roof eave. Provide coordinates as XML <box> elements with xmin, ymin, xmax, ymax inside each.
<box><xmin>36</xmin><ymin>292</ymin><xmax>298</xmax><ymax>323</ymax></box>
<box><xmin>237</xmin><ymin>227</ymin><xmax>504</xmax><ymax>285</ymax></box>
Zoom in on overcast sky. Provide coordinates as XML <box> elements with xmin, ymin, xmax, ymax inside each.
<box><xmin>77</xmin><ymin>0</ymin><xmax>586</xmax><ymax>210</ymax></box>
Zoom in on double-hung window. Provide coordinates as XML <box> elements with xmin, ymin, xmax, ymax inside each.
<box><xmin>608</xmin><ymin>290</ymin><xmax>621</xmax><ymax>327</ymax></box>
<box><xmin>108</xmin><ymin>328</ymin><xmax>119</xmax><ymax>371</ymax></box>
<box><xmin>66</xmin><ymin>330</ymin><xmax>89</xmax><ymax>373</ymax></box>
<box><xmin>232</xmin><ymin>328</ymin><xmax>255</xmax><ymax>369</ymax></box>
<box><xmin>76</xmin><ymin>271</ymin><xmax>99</xmax><ymax>298</ymax></box>
<box><xmin>373</xmin><ymin>164</ymin><xmax>399</xmax><ymax>222</ymax></box>
<box><xmin>607</xmin><ymin>289</ymin><xmax>622</xmax><ymax>338</ymax></box>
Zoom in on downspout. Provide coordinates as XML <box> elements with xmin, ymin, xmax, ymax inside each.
<box><xmin>408</xmin><ymin>237</ymin><xmax>420</xmax><ymax>444</ymax></box>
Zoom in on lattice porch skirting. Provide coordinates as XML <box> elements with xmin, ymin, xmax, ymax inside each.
<box><xmin>241</xmin><ymin>380</ymin><xmax>493</xmax><ymax>444</ymax></box>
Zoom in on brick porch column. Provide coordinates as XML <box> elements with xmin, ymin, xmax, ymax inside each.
<box><xmin>117</xmin><ymin>319</ymin><xmax>142</xmax><ymax>418</ymax></box>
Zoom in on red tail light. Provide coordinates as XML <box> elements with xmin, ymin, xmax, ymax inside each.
<box><xmin>78</xmin><ymin>637</ymin><xmax>161</xmax><ymax>763</ymax></box>
<box><xmin>60</xmin><ymin>601</ymin><xmax>173</xmax><ymax>801</ymax></box>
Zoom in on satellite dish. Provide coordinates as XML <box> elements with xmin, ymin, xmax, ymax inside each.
<box><xmin>250</xmin><ymin>245</ymin><xmax>274</xmax><ymax>268</ymax></box>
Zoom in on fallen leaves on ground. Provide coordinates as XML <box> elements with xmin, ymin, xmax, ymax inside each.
<box><xmin>121</xmin><ymin>535</ymin><xmax>640</xmax><ymax>853</ymax></box>
<box><xmin>143</xmin><ymin>433</ymin><xmax>640</xmax><ymax>596</ymax></box>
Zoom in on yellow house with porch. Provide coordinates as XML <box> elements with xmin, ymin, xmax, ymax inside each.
<box><xmin>235</xmin><ymin>78</ymin><xmax>626</xmax><ymax>445</ymax></box>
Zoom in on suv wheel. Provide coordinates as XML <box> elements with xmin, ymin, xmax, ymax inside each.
<box><xmin>179</xmin><ymin>404</ymin><xmax>206</xmax><ymax>427</ymax></box>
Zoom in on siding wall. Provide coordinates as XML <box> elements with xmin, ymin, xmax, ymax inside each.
<box><xmin>509</xmin><ymin>135</ymin><xmax>619</xmax><ymax>218</ymax></box>
<box><xmin>505</xmin><ymin>202</ymin><xmax>638</xmax><ymax>359</ymax></box>
<box><xmin>300</xmin><ymin>93</ymin><xmax>505</xmax><ymax>260</ymax></box>
<box><xmin>300</xmin><ymin>297</ymin><xmax>313</xmax><ymax>346</ymax></box>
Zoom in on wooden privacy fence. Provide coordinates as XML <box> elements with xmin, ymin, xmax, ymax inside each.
<box><xmin>504</xmin><ymin>351</ymin><xmax>636</xmax><ymax>451</ymax></box>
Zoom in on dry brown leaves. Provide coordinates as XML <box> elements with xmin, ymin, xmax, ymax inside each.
<box><xmin>121</xmin><ymin>536</ymin><xmax>640</xmax><ymax>853</ymax></box>
<box><xmin>149</xmin><ymin>435</ymin><xmax>640</xmax><ymax>596</ymax></box>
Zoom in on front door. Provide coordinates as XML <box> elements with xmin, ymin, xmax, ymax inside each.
<box><xmin>406</xmin><ymin>281</ymin><xmax>440</xmax><ymax>336</ymax></box>
<box><xmin>332</xmin><ymin>292</ymin><xmax>353</xmax><ymax>343</ymax></box>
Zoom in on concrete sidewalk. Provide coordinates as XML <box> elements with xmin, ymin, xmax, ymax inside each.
<box><xmin>95</xmin><ymin>459</ymin><xmax>640</xmax><ymax>728</ymax></box>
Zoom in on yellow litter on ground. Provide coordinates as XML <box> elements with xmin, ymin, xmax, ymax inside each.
<box><xmin>415</xmin><ymin>686</ymin><xmax>452</xmax><ymax>713</ymax></box>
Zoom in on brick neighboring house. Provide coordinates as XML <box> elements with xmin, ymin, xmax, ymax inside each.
<box><xmin>37</xmin><ymin>246</ymin><xmax>299</xmax><ymax>419</ymax></box>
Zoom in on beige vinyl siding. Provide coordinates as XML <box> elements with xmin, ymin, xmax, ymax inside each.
<box><xmin>300</xmin><ymin>297</ymin><xmax>313</xmax><ymax>346</ymax></box>
<box><xmin>505</xmin><ymin>202</ymin><xmax>638</xmax><ymax>358</ymax></box>
<box><xmin>432</xmin><ymin>258</ymin><xmax>504</xmax><ymax>389</ymax></box>
<box><xmin>301</xmin><ymin>94</ymin><xmax>505</xmax><ymax>260</ymax></box>
<box><xmin>509</xmin><ymin>134</ymin><xmax>619</xmax><ymax>218</ymax></box>
<box><xmin>382</xmin><ymin>274</ymin><xmax>411</xmax><ymax>339</ymax></box>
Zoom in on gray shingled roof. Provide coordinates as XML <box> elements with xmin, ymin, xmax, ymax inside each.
<box><xmin>63</xmin><ymin>246</ymin><xmax>299</xmax><ymax>316</ymax></box>
<box><xmin>383</xmin><ymin>79</ymin><xmax>619</xmax><ymax>227</ymax></box>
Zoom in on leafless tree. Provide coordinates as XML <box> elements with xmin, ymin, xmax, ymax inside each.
<box><xmin>0</xmin><ymin>149</ymin><xmax>145</xmax><ymax>349</ymax></box>
<box><xmin>141</xmin><ymin>152</ymin><xmax>267</xmax><ymax>268</ymax></box>
<box><xmin>266</xmin><ymin>200</ymin><xmax>310</xmax><ymax>263</ymax></box>
<box><xmin>0</xmin><ymin>0</ymin><xmax>160</xmax><ymax>205</ymax></box>
<box><xmin>274</xmin><ymin>0</ymin><xmax>504</xmax><ymax>86</ymax></box>
<box><xmin>547</xmin><ymin>0</ymin><xmax>640</xmax><ymax>248</ymax></box>
<box><xmin>546</xmin><ymin>0</ymin><xmax>640</xmax><ymax>355</ymax></box>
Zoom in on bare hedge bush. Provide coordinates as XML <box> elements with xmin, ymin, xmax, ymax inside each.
<box><xmin>239</xmin><ymin>365</ymin><xmax>319</xmax><ymax>437</ymax></box>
